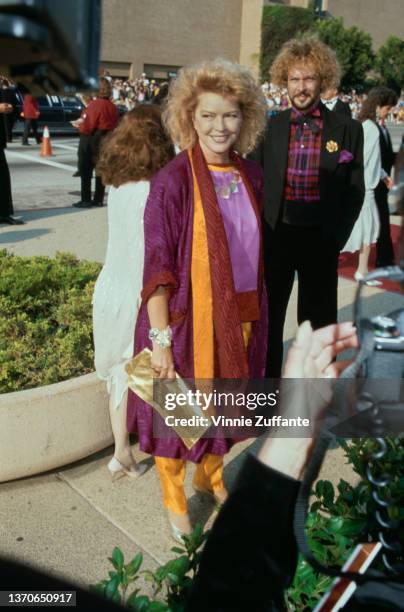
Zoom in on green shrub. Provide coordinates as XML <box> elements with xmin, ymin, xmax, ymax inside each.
<box><xmin>0</xmin><ymin>250</ymin><xmax>101</xmax><ymax>393</ymax></box>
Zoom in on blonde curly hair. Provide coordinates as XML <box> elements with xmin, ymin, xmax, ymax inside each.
<box><xmin>163</xmin><ymin>58</ymin><xmax>267</xmax><ymax>155</ymax></box>
<box><xmin>270</xmin><ymin>36</ymin><xmax>341</xmax><ymax>91</ymax></box>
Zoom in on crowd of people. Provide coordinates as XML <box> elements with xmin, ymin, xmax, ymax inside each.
<box><xmin>261</xmin><ymin>79</ymin><xmax>404</xmax><ymax>122</ymax></box>
<box><xmin>104</xmin><ymin>70</ymin><xmax>170</xmax><ymax>109</ymax></box>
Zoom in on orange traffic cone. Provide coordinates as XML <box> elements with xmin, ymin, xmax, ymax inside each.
<box><xmin>40</xmin><ymin>125</ymin><xmax>53</xmax><ymax>156</ymax></box>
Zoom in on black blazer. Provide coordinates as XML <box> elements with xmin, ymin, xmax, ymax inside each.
<box><xmin>376</xmin><ymin>122</ymin><xmax>395</xmax><ymax>175</ymax></box>
<box><xmin>250</xmin><ymin>104</ymin><xmax>365</xmax><ymax>251</ymax></box>
<box><xmin>334</xmin><ymin>98</ymin><xmax>352</xmax><ymax>118</ymax></box>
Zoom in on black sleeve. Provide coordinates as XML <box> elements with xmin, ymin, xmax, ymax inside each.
<box><xmin>185</xmin><ymin>454</ymin><xmax>300</xmax><ymax>612</ymax></box>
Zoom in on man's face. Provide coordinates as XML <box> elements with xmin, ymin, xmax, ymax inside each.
<box><xmin>287</xmin><ymin>62</ymin><xmax>321</xmax><ymax>112</ymax></box>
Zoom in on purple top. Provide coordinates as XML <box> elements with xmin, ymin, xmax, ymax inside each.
<box><xmin>210</xmin><ymin>166</ymin><xmax>259</xmax><ymax>293</ymax></box>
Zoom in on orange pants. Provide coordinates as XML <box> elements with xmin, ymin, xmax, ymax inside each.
<box><xmin>155</xmin><ymin>454</ymin><xmax>225</xmax><ymax>515</ymax></box>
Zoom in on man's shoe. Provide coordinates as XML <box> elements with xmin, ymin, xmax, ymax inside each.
<box><xmin>0</xmin><ymin>216</ymin><xmax>25</xmax><ymax>225</ymax></box>
<box><xmin>72</xmin><ymin>201</ymin><xmax>92</xmax><ymax>208</ymax></box>
<box><xmin>72</xmin><ymin>171</ymin><xmax>80</xmax><ymax>177</ymax></box>
<box><xmin>91</xmin><ymin>200</ymin><xmax>104</xmax><ymax>207</ymax></box>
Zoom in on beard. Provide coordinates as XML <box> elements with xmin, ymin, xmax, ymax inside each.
<box><xmin>290</xmin><ymin>92</ymin><xmax>317</xmax><ymax>111</ymax></box>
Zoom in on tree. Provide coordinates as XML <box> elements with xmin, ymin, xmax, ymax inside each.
<box><xmin>260</xmin><ymin>5</ymin><xmax>315</xmax><ymax>80</ymax></box>
<box><xmin>314</xmin><ymin>17</ymin><xmax>374</xmax><ymax>90</ymax></box>
<box><xmin>376</xmin><ymin>36</ymin><xmax>404</xmax><ymax>94</ymax></box>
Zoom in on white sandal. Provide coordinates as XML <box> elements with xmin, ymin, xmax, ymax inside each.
<box><xmin>107</xmin><ymin>456</ymin><xmax>147</xmax><ymax>481</ymax></box>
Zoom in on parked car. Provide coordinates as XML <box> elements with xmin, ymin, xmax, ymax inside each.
<box><xmin>13</xmin><ymin>91</ymin><xmax>85</xmax><ymax>134</ymax></box>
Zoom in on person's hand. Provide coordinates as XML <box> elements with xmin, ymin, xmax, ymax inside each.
<box><xmin>258</xmin><ymin>322</ymin><xmax>358</xmax><ymax>480</ymax></box>
<box><xmin>0</xmin><ymin>103</ymin><xmax>12</xmax><ymax>114</ymax></box>
<box><xmin>283</xmin><ymin>320</ymin><xmax>358</xmax><ymax>378</ymax></box>
<box><xmin>151</xmin><ymin>344</ymin><xmax>175</xmax><ymax>379</ymax></box>
<box><xmin>383</xmin><ymin>175</ymin><xmax>393</xmax><ymax>190</ymax></box>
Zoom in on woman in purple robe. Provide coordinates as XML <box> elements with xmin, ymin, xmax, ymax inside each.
<box><xmin>127</xmin><ymin>58</ymin><xmax>268</xmax><ymax>541</ymax></box>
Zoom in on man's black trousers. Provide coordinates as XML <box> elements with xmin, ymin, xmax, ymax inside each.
<box><xmin>0</xmin><ymin>149</ymin><xmax>14</xmax><ymax>217</ymax></box>
<box><xmin>264</xmin><ymin>221</ymin><xmax>339</xmax><ymax>378</ymax></box>
<box><xmin>375</xmin><ymin>182</ymin><xmax>395</xmax><ymax>266</ymax></box>
<box><xmin>78</xmin><ymin>132</ymin><xmax>105</xmax><ymax>204</ymax></box>
<box><xmin>22</xmin><ymin>118</ymin><xmax>41</xmax><ymax>144</ymax></box>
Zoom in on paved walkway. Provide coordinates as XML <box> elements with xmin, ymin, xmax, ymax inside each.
<box><xmin>1</xmin><ymin>141</ymin><xmax>403</xmax><ymax>591</ymax></box>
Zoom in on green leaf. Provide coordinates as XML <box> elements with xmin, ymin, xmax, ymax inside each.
<box><xmin>163</xmin><ymin>556</ymin><xmax>190</xmax><ymax>579</ymax></box>
<box><xmin>126</xmin><ymin>594</ymin><xmax>150</xmax><ymax>611</ymax></box>
<box><xmin>148</xmin><ymin>602</ymin><xmax>169</xmax><ymax>612</ymax></box>
<box><xmin>111</xmin><ymin>547</ymin><xmax>125</xmax><ymax>570</ymax></box>
<box><xmin>310</xmin><ymin>501</ymin><xmax>322</xmax><ymax>513</ymax></box>
<box><xmin>105</xmin><ymin>575</ymin><xmax>120</xmax><ymax>600</ymax></box>
<box><xmin>127</xmin><ymin>552</ymin><xmax>143</xmax><ymax>576</ymax></box>
<box><xmin>322</xmin><ymin>481</ymin><xmax>335</xmax><ymax>506</ymax></box>
<box><xmin>154</xmin><ymin>567</ymin><xmax>168</xmax><ymax>582</ymax></box>
<box><xmin>170</xmin><ymin>547</ymin><xmax>185</xmax><ymax>555</ymax></box>
<box><xmin>167</xmin><ymin>572</ymin><xmax>181</xmax><ymax>586</ymax></box>
<box><xmin>327</xmin><ymin>517</ymin><xmax>344</xmax><ymax>533</ymax></box>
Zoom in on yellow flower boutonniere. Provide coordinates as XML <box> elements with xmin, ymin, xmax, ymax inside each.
<box><xmin>326</xmin><ymin>140</ymin><xmax>338</xmax><ymax>153</ymax></box>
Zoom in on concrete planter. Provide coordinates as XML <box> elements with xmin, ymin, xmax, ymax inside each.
<box><xmin>0</xmin><ymin>373</ymin><xmax>113</xmax><ymax>483</ymax></box>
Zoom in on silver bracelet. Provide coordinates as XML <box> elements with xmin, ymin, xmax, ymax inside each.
<box><xmin>148</xmin><ymin>325</ymin><xmax>172</xmax><ymax>348</ymax></box>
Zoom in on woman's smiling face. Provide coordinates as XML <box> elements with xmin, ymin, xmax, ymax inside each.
<box><xmin>193</xmin><ymin>92</ymin><xmax>242</xmax><ymax>163</ymax></box>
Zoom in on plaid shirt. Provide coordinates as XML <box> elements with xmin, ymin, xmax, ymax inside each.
<box><xmin>284</xmin><ymin>105</ymin><xmax>323</xmax><ymax>203</ymax></box>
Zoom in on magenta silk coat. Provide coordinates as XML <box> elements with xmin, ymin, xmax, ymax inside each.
<box><xmin>127</xmin><ymin>151</ymin><xmax>268</xmax><ymax>462</ymax></box>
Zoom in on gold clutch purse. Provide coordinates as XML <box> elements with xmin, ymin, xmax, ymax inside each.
<box><xmin>125</xmin><ymin>348</ymin><xmax>212</xmax><ymax>450</ymax></box>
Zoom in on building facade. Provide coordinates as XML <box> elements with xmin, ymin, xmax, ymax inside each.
<box><xmin>101</xmin><ymin>0</ymin><xmax>262</xmax><ymax>79</ymax></box>
<box><xmin>101</xmin><ymin>0</ymin><xmax>403</xmax><ymax>80</ymax></box>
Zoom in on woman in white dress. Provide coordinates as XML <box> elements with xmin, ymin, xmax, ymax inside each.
<box><xmin>343</xmin><ymin>97</ymin><xmax>391</xmax><ymax>285</ymax></box>
<box><xmin>93</xmin><ymin>105</ymin><xmax>175</xmax><ymax>479</ymax></box>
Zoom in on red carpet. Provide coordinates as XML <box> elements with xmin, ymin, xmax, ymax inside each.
<box><xmin>338</xmin><ymin>223</ymin><xmax>402</xmax><ymax>293</ymax></box>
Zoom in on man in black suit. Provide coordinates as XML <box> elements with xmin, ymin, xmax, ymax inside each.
<box><xmin>251</xmin><ymin>37</ymin><xmax>365</xmax><ymax>378</ymax></box>
<box><xmin>372</xmin><ymin>87</ymin><xmax>398</xmax><ymax>267</ymax></box>
<box><xmin>0</xmin><ymin>95</ymin><xmax>24</xmax><ymax>225</ymax></box>
<box><xmin>321</xmin><ymin>85</ymin><xmax>352</xmax><ymax>117</ymax></box>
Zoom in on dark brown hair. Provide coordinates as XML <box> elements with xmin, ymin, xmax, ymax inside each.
<box><xmin>97</xmin><ymin>105</ymin><xmax>175</xmax><ymax>187</ymax></box>
<box><xmin>358</xmin><ymin>86</ymin><xmax>398</xmax><ymax>123</ymax></box>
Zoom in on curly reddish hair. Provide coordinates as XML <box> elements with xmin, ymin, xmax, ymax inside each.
<box><xmin>97</xmin><ymin>105</ymin><xmax>175</xmax><ymax>187</ymax></box>
<box><xmin>270</xmin><ymin>35</ymin><xmax>341</xmax><ymax>91</ymax></box>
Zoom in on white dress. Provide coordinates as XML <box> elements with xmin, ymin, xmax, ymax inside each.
<box><xmin>92</xmin><ymin>181</ymin><xmax>149</xmax><ymax>409</ymax></box>
<box><xmin>343</xmin><ymin>120</ymin><xmax>381</xmax><ymax>252</ymax></box>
